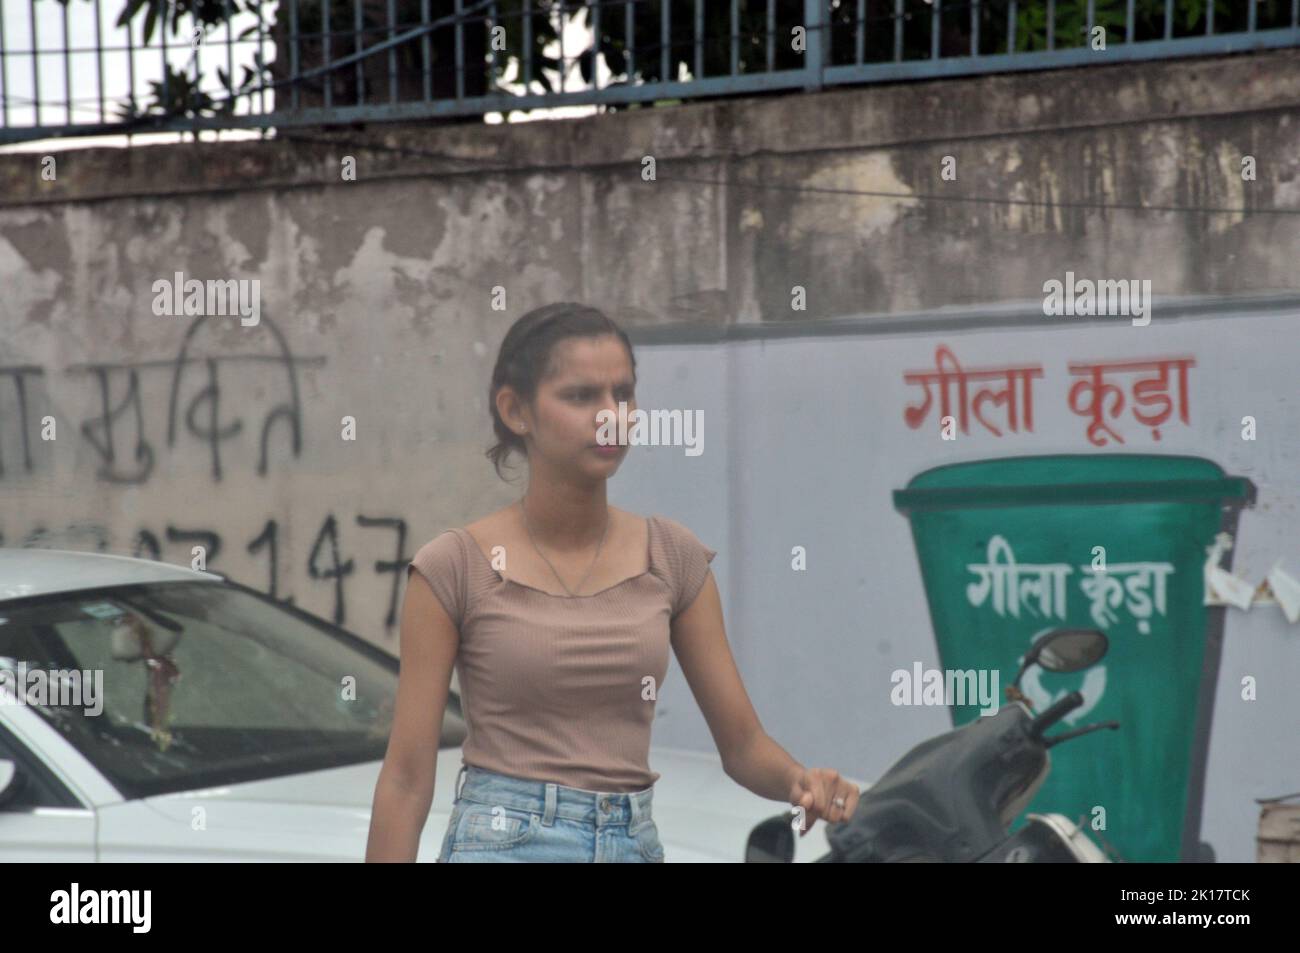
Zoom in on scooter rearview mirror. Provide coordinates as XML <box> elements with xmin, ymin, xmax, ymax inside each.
<box><xmin>1013</xmin><ymin>628</ymin><xmax>1109</xmax><ymax>687</ymax></box>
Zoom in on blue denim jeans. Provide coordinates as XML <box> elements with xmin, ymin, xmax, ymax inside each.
<box><xmin>436</xmin><ymin>764</ymin><xmax>666</xmax><ymax>863</ymax></box>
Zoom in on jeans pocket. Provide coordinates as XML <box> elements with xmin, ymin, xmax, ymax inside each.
<box><xmin>452</xmin><ymin>801</ymin><xmax>540</xmax><ymax>852</ymax></box>
<box><xmin>436</xmin><ymin>802</ymin><xmax>465</xmax><ymax>863</ymax></box>
<box><xmin>632</xmin><ymin>818</ymin><xmax>665</xmax><ymax>863</ymax></box>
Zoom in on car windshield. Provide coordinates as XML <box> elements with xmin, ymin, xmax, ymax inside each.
<box><xmin>0</xmin><ymin>580</ymin><xmax>460</xmax><ymax>797</ymax></box>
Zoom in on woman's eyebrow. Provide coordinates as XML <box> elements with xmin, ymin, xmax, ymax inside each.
<box><xmin>562</xmin><ymin>379</ymin><xmax>635</xmax><ymax>389</ymax></box>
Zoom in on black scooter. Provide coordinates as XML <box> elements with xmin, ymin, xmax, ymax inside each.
<box><xmin>745</xmin><ymin>627</ymin><xmax>1121</xmax><ymax>863</ymax></box>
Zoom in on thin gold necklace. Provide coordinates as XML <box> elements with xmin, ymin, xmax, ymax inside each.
<box><xmin>519</xmin><ymin>499</ymin><xmax>611</xmax><ymax>597</ymax></box>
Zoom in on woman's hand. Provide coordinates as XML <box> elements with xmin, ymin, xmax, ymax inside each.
<box><xmin>789</xmin><ymin>766</ymin><xmax>860</xmax><ymax>836</ymax></box>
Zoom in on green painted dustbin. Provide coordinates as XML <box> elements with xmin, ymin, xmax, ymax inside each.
<box><xmin>893</xmin><ymin>454</ymin><xmax>1255</xmax><ymax>862</ymax></box>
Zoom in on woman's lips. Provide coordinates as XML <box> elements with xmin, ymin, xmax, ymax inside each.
<box><xmin>591</xmin><ymin>444</ymin><xmax>623</xmax><ymax>456</ymax></box>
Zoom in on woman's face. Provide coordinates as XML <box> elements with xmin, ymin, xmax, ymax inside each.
<box><xmin>516</xmin><ymin>334</ymin><xmax>637</xmax><ymax>481</ymax></box>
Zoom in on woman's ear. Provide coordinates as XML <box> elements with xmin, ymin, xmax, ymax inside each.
<box><xmin>498</xmin><ymin>388</ymin><xmax>533</xmax><ymax>437</ymax></box>
<box><xmin>496</xmin><ymin>387</ymin><xmax>521</xmax><ymax>433</ymax></box>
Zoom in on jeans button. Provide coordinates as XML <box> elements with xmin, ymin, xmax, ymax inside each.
<box><xmin>600</xmin><ymin>798</ymin><xmax>610</xmax><ymax>812</ymax></box>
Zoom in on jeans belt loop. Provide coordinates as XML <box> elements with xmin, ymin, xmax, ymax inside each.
<box><xmin>543</xmin><ymin>783</ymin><xmax>558</xmax><ymax>826</ymax></box>
<box><xmin>630</xmin><ymin>789</ymin><xmax>648</xmax><ymax>830</ymax></box>
<box><xmin>454</xmin><ymin>763</ymin><xmax>468</xmax><ymax>800</ymax></box>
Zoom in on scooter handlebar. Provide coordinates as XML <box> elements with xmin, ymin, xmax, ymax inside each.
<box><xmin>1027</xmin><ymin>690</ymin><xmax>1084</xmax><ymax>740</ymax></box>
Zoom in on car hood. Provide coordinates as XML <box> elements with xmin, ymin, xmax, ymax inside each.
<box><xmin>101</xmin><ymin>750</ymin><xmax>464</xmax><ymax>862</ymax></box>
<box><xmin>99</xmin><ymin>748</ymin><xmax>854</xmax><ymax>862</ymax></box>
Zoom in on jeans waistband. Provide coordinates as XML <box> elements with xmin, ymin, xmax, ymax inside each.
<box><xmin>454</xmin><ymin>763</ymin><xmax>655</xmax><ymax>829</ymax></box>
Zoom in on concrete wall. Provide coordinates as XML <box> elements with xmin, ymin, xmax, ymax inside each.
<box><xmin>2</xmin><ymin>47</ymin><xmax>1298</xmax><ymax>860</ymax></box>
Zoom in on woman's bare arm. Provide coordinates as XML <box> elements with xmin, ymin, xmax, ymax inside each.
<box><xmin>365</xmin><ymin>571</ymin><xmax>460</xmax><ymax>862</ymax></box>
<box><xmin>670</xmin><ymin>572</ymin><xmax>804</xmax><ymax>802</ymax></box>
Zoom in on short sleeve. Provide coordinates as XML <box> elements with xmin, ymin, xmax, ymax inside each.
<box><xmin>662</xmin><ymin>518</ymin><xmax>718</xmax><ymax>620</ymax></box>
<box><xmin>407</xmin><ymin>531</ymin><xmax>467</xmax><ymax>629</ymax></box>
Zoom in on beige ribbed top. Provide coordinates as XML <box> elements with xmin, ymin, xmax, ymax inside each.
<box><xmin>407</xmin><ymin>514</ymin><xmax>717</xmax><ymax>792</ymax></box>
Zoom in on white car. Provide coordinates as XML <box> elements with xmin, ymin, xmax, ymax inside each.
<box><xmin>0</xmin><ymin>549</ymin><xmax>849</xmax><ymax>862</ymax></box>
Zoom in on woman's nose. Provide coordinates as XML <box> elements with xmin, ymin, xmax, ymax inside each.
<box><xmin>595</xmin><ymin>396</ymin><xmax>633</xmax><ymax>429</ymax></box>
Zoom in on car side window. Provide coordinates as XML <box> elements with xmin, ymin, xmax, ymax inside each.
<box><xmin>0</xmin><ymin>723</ymin><xmax>82</xmax><ymax>811</ymax></box>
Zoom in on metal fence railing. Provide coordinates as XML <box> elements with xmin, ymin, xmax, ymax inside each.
<box><xmin>3</xmin><ymin>1</ymin><xmax>1299</xmax><ymax>145</ymax></box>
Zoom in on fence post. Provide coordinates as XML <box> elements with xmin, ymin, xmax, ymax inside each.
<box><xmin>803</xmin><ymin>0</ymin><xmax>824</xmax><ymax>91</ymax></box>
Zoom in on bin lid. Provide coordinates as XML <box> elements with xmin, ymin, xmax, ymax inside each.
<box><xmin>893</xmin><ymin>453</ymin><xmax>1256</xmax><ymax>512</ymax></box>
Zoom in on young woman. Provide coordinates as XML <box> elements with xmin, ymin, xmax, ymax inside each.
<box><xmin>366</xmin><ymin>302</ymin><xmax>859</xmax><ymax>863</ymax></box>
